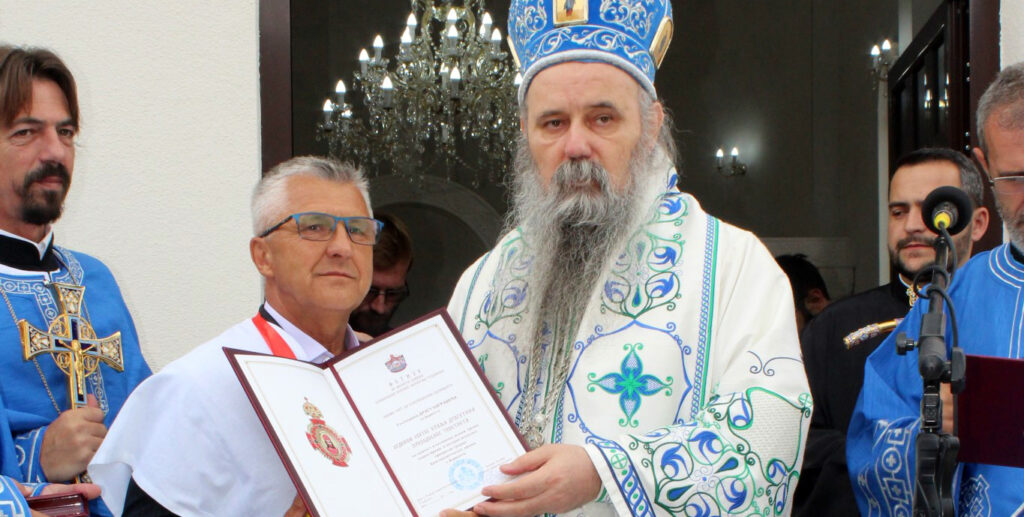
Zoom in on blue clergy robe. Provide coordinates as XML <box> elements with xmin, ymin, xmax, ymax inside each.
<box><xmin>847</xmin><ymin>243</ymin><xmax>1024</xmax><ymax>516</ymax></box>
<box><xmin>0</xmin><ymin>240</ymin><xmax>151</xmax><ymax>516</ymax></box>
<box><xmin>0</xmin><ymin>474</ymin><xmax>33</xmax><ymax>517</ymax></box>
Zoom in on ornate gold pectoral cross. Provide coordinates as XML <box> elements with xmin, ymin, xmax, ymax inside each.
<box><xmin>17</xmin><ymin>283</ymin><xmax>124</xmax><ymax>409</ymax></box>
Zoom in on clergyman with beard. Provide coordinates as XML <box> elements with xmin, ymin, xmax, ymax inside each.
<box><xmin>0</xmin><ymin>45</ymin><xmax>151</xmax><ymax>516</ymax></box>
<box><xmin>795</xmin><ymin>147</ymin><xmax>989</xmax><ymax>516</ymax></box>
<box><xmin>442</xmin><ymin>1</ymin><xmax>811</xmax><ymax>515</ymax></box>
<box><xmin>847</xmin><ymin>63</ymin><xmax>1024</xmax><ymax>514</ymax></box>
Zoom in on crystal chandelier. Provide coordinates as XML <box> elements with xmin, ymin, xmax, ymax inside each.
<box><xmin>319</xmin><ymin>0</ymin><xmax>521</xmax><ymax>187</ymax></box>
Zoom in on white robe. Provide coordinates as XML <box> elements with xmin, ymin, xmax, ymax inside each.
<box><xmin>448</xmin><ymin>168</ymin><xmax>812</xmax><ymax>516</ymax></box>
<box><xmin>87</xmin><ymin>307</ymin><xmax>341</xmax><ymax>517</ymax></box>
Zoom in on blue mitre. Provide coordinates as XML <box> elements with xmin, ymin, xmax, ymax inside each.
<box><xmin>508</xmin><ymin>0</ymin><xmax>674</xmax><ymax>103</ymax></box>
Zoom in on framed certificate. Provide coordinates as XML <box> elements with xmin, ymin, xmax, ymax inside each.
<box><xmin>225</xmin><ymin>310</ymin><xmax>527</xmax><ymax>517</ymax></box>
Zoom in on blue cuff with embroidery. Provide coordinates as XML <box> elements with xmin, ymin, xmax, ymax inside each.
<box><xmin>0</xmin><ymin>474</ymin><xmax>32</xmax><ymax>517</ymax></box>
<box><xmin>14</xmin><ymin>426</ymin><xmax>48</xmax><ymax>483</ymax></box>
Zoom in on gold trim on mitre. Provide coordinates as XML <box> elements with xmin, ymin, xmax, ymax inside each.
<box><xmin>650</xmin><ymin>17</ymin><xmax>673</xmax><ymax>68</ymax></box>
<box><xmin>507</xmin><ymin>35</ymin><xmax>521</xmax><ymax>70</ymax></box>
<box><xmin>554</xmin><ymin>0</ymin><xmax>588</xmax><ymax>26</ymax></box>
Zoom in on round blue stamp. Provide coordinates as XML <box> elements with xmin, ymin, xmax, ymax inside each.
<box><xmin>449</xmin><ymin>458</ymin><xmax>484</xmax><ymax>490</ymax></box>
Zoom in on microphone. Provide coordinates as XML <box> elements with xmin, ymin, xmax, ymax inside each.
<box><xmin>922</xmin><ymin>186</ymin><xmax>973</xmax><ymax>235</ymax></box>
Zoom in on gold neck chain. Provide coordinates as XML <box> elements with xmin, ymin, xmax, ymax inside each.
<box><xmin>0</xmin><ymin>252</ymin><xmax>81</xmax><ymax>415</ymax></box>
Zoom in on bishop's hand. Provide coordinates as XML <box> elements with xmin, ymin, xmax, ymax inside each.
<box><xmin>40</xmin><ymin>395</ymin><xmax>106</xmax><ymax>482</ymax></box>
<box><xmin>442</xmin><ymin>444</ymin><xmax>601</xmax><ymax>517</ymax></box>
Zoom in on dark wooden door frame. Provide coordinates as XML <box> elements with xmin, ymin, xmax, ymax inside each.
<box><xmin>887</xmin><ymin>0</ymin><xmax>967</xmax><ymax>163</ymax></box>
<box><xmin>260</xmin><ymin>0</ymin><xmax>292</xmax><ymax>173</ymax></box>
<box><xmin>886</xmin><ymin>0</ymin><xmax>1001</xmax><ymax>253</ymax></box>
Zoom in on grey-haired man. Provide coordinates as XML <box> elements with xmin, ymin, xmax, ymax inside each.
<box><xmin>444</xmin><ymin>0</ymin><xmax>811</xmax><ymax>515</ymax></box>
<box><xmin>88</xmin><ymin>156</ymin><xmax>378</xmax><ymax>516</ymax></box>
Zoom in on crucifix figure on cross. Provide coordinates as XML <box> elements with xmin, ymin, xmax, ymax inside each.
<box><xmin>18</xmin><ymin>282</ymin><xmax>125</xmax><ymax>409</ymax></box>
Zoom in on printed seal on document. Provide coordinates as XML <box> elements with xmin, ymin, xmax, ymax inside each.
<box><xmin>449</xmin><ymin>458</ymin><xmax>484</xmax><ymax>490</ymax></box>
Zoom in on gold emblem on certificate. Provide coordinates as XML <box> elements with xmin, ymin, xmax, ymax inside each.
<box><xmin>303</xmin><ymin>398</ymin><xmax>351</xmax><ymax>467</ymax></box>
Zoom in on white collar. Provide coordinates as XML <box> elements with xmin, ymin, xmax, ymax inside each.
<box><xmin>0</xmin><ymin>227</ymin><xmax>53</xmax><ymax>259</ymax></box>
<box><xmin>263</xmin><ymin>302</ymin><xmax>334</xmax><ymax>363</ymax></box>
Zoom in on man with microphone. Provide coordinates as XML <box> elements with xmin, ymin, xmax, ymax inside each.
<box><xmin>795</xmin><ymin>148</ymin><xmax>988</xmax><ymax>516</ymax></box>
<box><xmin>847</xmin><ymin>64</ymin><xmax>1024</xmax><ymax>515</ymax></box>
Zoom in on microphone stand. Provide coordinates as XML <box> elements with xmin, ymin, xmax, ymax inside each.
<box><xmin>894</xmin><ymin>227</ymin><xmax>965</xmax><ymax>517</ymax></box>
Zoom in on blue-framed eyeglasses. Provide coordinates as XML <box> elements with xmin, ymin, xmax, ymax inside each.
<box><xmin>259</xmin><ymin>212</ymin><xmax>384</xmax><ymax>245</ymax></box>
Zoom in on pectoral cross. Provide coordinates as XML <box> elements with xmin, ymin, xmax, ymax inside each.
<box><xmin>18</xmin><ymin>283</ymin><xmax>124</xmax><ymax>409</ymax></box>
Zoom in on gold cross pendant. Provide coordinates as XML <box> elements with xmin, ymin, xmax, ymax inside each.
<box><xmin>18</xmin><ymin>283</ymin><xmax>124</xmax><ymax>409</ymax></box>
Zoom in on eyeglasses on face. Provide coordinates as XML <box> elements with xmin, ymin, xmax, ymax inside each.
<box><xmin>259</xmin><ymin>212</ymin><xmax>384</xmax><ymax>245</ymax></box>
<box><xmin>990</xmin><ymin>175</ymin><xmax>1024</xmax><ymax>194</ymax></box>
<box><xmin>364</xmin><ymin>284</ymin><xmax>410</xmax><ymax>304</ymax></box>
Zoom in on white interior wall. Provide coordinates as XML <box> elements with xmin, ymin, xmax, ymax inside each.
<box><xmin>0</xmin><ymin>1</ymin><xmax>262</xmax><ymax>370</ymax></box>
<box><xmin>1004</xmin><ymin>2</ymin><xmax>1024</xmax><ymax>66</ymax></box>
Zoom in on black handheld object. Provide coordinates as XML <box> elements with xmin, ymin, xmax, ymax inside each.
<box><xmin>922</xmin><ymin>186</ymin><xmax>973</xmax><ymax>235</ymax></box>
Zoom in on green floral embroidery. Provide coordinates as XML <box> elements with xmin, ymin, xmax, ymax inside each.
<box><xmin>588</xmin><ymin>343</ymin><xmax>673</xmax><ymax>427</ymax></box>
<box><xmin>477</xmin><ymin>353</ymin><xmax>505</xmax><ymax>398</ymax></box>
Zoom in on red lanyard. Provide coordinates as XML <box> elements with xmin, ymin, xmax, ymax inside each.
<box><xmin>251</xmin><ymin>314</ymin><xmax>297</xmax><ymax>359</ymax></box>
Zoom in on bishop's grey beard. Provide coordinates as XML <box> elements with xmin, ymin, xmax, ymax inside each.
<box><xmin>506</xmin><ymin>134</ymin><xmax>662</xmax><ymax>382</ymax></box>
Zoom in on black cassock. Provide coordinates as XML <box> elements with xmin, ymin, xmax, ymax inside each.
<box><xmin>793</xmin><ymin>282</ymin><xmax>911</xmax><ymax>516</ymax></box>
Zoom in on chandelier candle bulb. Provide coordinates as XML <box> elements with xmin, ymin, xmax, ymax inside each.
<box><xmin>450</xmin><ymin>66</ymin><xmax>461</xmax><ymax>97</ymax></box>
<box><xmin>322</xmin><ymin>99</ymin><xmax>334</xmax><ymax>124</ymax></box>
<box><xmin>400</xmin><ymin>27</ymin><xmax>412</xmax><ymax>51</ymax></box>
<box><xmin>358</xmin><ymin>48</ymin><xmax>369</xmax><ymax>75</ymax></box>
<box><xmin>481</xmin><ymin>11</ymin><xmax>492</xmax><ymax>33</ymax></box>
<box><xmin>373</xmin><ymin>35</ymin><xmax>384</xmax><ymax>61</ymax></box>
<box><xmin>334</xmin><ymin>79</ymin><xmax>347</xmax><ymax>103</ymax></box>
<box><xmin>490</xmin><ymin>28</ymin><xmax>502</xmax><ymax>50</ymax></box>
<box><xmin>446</xmin><ymin>7</ymin><xmax>458</xmax><ymax>24</ymax></box>
<box><xmin>715</xmin><ymin>147</ymin><xmax>725</xmax><ymax>168</ymax></box>
<box><xmin>406</xmin><ymin>12</ymin><xmax>417</xmax><ymax>29</ymax></box>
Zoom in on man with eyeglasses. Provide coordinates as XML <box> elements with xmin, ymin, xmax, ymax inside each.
<box><xmin>848</xmin><ymin>63</ymin><xmax>1024</xmax><ymax>515</ymax></box>
<box><xmin>350</xmin><ymin>213</ymin><xmax>413</xmax><ymax>338</ymax></box>
<box><xmin>87</xmin><ymin>156</ymin><xmax>380</xmax><ymax>516</ymax></box>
